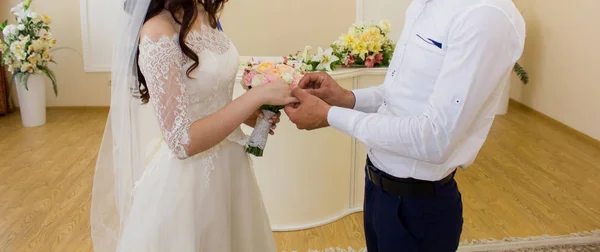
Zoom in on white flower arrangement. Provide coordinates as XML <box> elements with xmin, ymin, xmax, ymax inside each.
<box><xmin>1</xmin><ymin>0</ymin><xmax>58</xmax><ymax>95</ymax></box>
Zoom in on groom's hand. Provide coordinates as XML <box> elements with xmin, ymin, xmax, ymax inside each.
<box><xmin>284</xmin><ymin>88</ymin><xmax>331</xmax><ymax>130</ymax></box>
<box><xmin>298</xmin><ymin>72</ymin><xmax>356</xmax><ymax>109</ymax></box>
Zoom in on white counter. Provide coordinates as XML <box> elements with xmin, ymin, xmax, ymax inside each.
<box><xmin>135</xmin><ymin>63</ymin><xmax>387</xmax><ymax>231</ymax></box>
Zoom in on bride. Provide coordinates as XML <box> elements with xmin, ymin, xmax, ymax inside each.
<box><xmin>90</xmin><ymin>0</ymin><xmax>297</xmax><ymax>251</ymax></box>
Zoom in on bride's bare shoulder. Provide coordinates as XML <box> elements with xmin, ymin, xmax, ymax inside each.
<box><xmin>140</xmin><ymin>12</ymin><xmax>177</xmax><ymax>41</ymax></box>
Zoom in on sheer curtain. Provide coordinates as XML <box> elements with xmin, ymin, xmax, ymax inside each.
<box><xmin>0</xmin><ymin>52</ymin><xmax>13</xmax><ymax>116</ymax></box>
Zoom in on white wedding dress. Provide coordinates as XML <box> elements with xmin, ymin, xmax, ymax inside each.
<box><xmin>114</xmin><ymin>19</ymin><xmax>277</xmax><ymax>251</ymax></box>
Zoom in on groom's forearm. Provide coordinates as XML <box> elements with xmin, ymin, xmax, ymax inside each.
<box><xmin>337</xmin><ymin>89</ymin><xmax>356</xmax><ymax>109</ymax></box>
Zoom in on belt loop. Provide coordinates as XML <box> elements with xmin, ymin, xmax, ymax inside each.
<box><xmin>376</xmin><ymin>171</ymin><xmax>383</xmax><ymax>187</ymax></box>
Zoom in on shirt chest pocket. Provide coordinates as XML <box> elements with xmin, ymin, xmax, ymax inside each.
<box><xmin>404</xmin><ymin>32</ymin><xmax>446</xmax><ymax>80</ymax></box>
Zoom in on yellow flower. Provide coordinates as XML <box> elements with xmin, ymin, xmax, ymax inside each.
<box><xmin>42</xmin><ymin>50</ymin><xmax>52</xmax><ymax>61</ymax></box>
<box><xmin>257</xmin><ymin>62</ymin><xmax>275</xmax><ymax>74</ymax></box>
<box><xmin>28</xmin><ymin>39</ymin><xmax>44</xmax><ymax>53</ymax></box>
<box><xmin>42</xmin><ymin>14</ymin><xmax>52</xmax><ymax>25</ymax></box>
<box><xmin>49</xmin><ymin>39</ymin><xmax>57</xmax><ymax>48</ymax></box>
<box><xmin>276</xmin><ymin>64</ymin><xmax>294</xmax><ymax>74</ymax></box>
<box><xmin>351</xmin><ymin>42</ymin><xmax>369</xmax><ymax>60</ymax></box>
<box><xmin>20</xmin><ymin>63</ymin><xmax>34</xmax><ymax>73</ymax></box>
<box><xmin>339</xmin><ymin>33</ymin><xmax>357</xmax><ymax>48</ymax></box>
<box><xmin>27</xmin><ymin>53</ymin><xmax>40</xmax><ymax>65</ymax></box>
<box><xmin>359</xmin><ymin>27</ymin><xmax>384</xmax><ymax>53</ymax></box>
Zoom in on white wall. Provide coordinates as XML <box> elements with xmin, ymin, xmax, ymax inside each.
<box><xmin>509</xmin><ymin>0</ymin><xmax>600</xmax><ymax>140</ymax></box>
<box><xmin>359</xmin><ymin>0</ymin><xmax>411</xmax><ymax>41</ymax></box>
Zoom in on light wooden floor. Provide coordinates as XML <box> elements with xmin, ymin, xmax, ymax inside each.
<box><xmin>1</xmin><ymin>102</ymin><xmax>599</xmax><ymax>252</ymax></box>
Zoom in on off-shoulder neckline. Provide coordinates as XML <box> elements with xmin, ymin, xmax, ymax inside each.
<box><xmin>139</xmin><ymin>24</ymin><xmax>222</xmax><ymax>45</ymax></box>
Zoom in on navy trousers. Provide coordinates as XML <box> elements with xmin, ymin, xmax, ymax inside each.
<box><xmin>363</xmin><ymin>169</ymin><xmax>463</xmax><ymax>252</ymax></box>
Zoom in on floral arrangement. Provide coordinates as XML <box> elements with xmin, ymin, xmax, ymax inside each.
<box><xmin>241</xmin><ymin>58</ymin><xmax>304</xmax><ymax>156</ymax></box>
<box><xmin>290</xmin><ymin>20</ymin><xmax>395</xmax><ymax>72</ymax></box>
<box><xmin>0</xmin><ymin>0</ymin><xmax>58</xmax><ymax>95</ymax></box>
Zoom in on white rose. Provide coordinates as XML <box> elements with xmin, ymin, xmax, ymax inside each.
<box><xmin>28</xmin><ymin>12</ymin><xmax>42</xmax><ymax>23</ymax></box>
<box><xmin>3</xmin><ymin>52</ymin><xmax>14</xmax><ymax>64</ymax></box>
<box><xmin>251</xmin><ymin>75</ymin><xmax>264</xmax><ymax>86</ymax></box>
<box><xmin>341</xmin><ymin>55</ymin><xmax>349</xmax><ymax>65</ymax></box>
<box><xmin>19</xmin><ymin>35</ymin><xmax>31</xmax><ymax>43</ymax></box>
<box><xmin>17</xmin><ymin>24</ymin><xmax>25</xmax><ymax>31</ymax></box>
<box><xmin>301</xmin><ymin>64</ymin><xmax>313</xmax><ymax>72</ymax></box>
<box><xmin>281</xmin><ymin>73</ymin><xmax>293</xmax><ymax>84</ymax></box>
<box><xmin>3</xmin><ymin>25</ymin><xmax>18</xmax><ymax>38</ymax></box>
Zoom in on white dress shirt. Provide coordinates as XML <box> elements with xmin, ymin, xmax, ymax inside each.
<box><xmin>327</xmin><ymin>0</ymin><xmax>526</xmax><ymax>181</ymax></box>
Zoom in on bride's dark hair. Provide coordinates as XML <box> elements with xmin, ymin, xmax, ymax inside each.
<box><xmin>134</xmin><ymin>0</ymin><xmax>229</xmax><ymax>103</ymax></box>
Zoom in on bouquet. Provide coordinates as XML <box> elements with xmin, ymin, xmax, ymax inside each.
<box><xmin>0</xmin><ymin>0</ymin><xmax>58</xmax><ymax>95</ymax></box>
<box><xmin>289</xmin><ymin>20</ymin><xmax>395</xmax><ymax>72</ymax></box>
<box><xmin>241</xmin><ymin>58</ymin><xmax>304</xmax><ymax>157</ymax></box>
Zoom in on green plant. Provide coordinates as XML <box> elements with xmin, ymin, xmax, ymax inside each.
<box><xmin>514</xmin><ymin>62</ymin><xmax>529</xmax><ymax>84</ymax></box>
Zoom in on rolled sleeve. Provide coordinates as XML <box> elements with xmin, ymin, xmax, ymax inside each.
<box><xmin>351</xmin><ymin>85</ymin><xmax>385</xmax><ymax>113</ymax></box>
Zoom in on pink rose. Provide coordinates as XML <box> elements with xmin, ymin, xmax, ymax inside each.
<box><xmin>365</xmin><ymin>55</ymin><xmax>376</xmax><ymax>68</ymax></box>
<box><xmin>283</xmin><ymin>56</ymin><xmax>289</xmax><ymax>64</ymax></box>
<box><xmin>293</xmin><ymin>72</ymin><xmax>302</xmax><ymax>84</ymax></box>
<box><xmin>244</xmin><ymin>71</ymin><xmax>257</xmax><ymax>86</ymax></box>
<box><xmin>261</xmin><ymin>74</ymin><xmax>278</xmax><ymax>85</ymax></box>
<box><xmin>374</xmin><ymin>53</ymin><xmax>383</xmax><ymax>64</ymax></box>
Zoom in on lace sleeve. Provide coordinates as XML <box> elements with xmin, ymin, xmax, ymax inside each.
<box><xmin>138</xmin><ymin>35</ymin><xmax>191</xmax><ymax>159</ymax></box>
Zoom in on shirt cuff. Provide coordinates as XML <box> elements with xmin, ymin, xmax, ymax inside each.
<box><xmin>351</xmin><ymin>88</ymin><xmax>377</xmax><ymax>112</ymax></box>
<box><xmin>327</xmin><ymin>106</ymin><xmax>362</xmax><ymax>136</ymax></box>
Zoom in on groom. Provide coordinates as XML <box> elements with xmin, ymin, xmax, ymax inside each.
<box><xmin>284</xmin><ymin>0</ymin><xmax>525</xmax><ymax>251</ymax></box>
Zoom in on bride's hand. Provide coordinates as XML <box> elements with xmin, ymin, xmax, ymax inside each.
<box><xmin>258</xmin><ymin>110</ymin><xmax>281</xmax><ymax>135</ymax></box>
<box><xmin>253</xmin><ymin>80</ymin><xmax>299</xmax><ymax>106</ymax></box>
<box><xmin>243</xmin><ymin>110</ymin><xmax>281</xmax><ymax>135</ymax></box>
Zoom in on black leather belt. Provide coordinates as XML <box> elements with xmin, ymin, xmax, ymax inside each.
<box><xmin>366</xmin><ymin>158</ymin><xmax>455</xmax><ymax>198</ymax></box>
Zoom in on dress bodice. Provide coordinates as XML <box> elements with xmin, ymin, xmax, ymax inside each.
<box><xmin>138</xmin><ymin>23</ymin><xmax>246</xmax><ymax>159</ymax></box>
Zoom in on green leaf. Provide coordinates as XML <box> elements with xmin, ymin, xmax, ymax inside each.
<box><xmin>39</xmin><ymin>66</ymin><xmax>58</xmax><ymax>96</ymax></box>
<box><xmin>0</xmin><ymin>20</ymin><xmax>7</xmax><ymax>31</ymax></box>
<box><xmin>513</xmin><ymin>62</ymin><xmax>529</xmax><ymax>85</ymax></box>
<box><xmin>15</xmin><ymin>73</ymin><xmax>32</xmax><ymax>91</ymax></box>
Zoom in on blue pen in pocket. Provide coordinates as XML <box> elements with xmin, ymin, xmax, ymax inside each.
<box><xmin>416</xmin><ymin>34</ymin><xmax>442</xmax><ymax>49</ymax></box>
